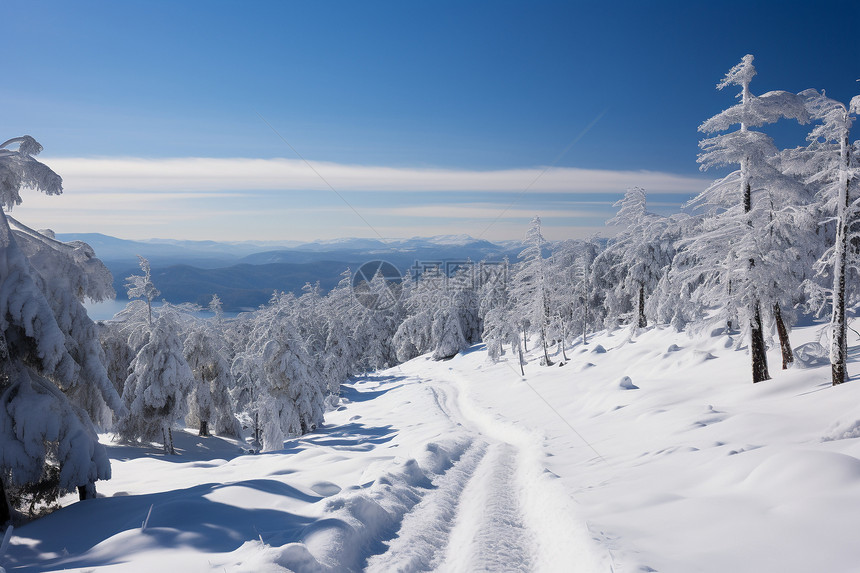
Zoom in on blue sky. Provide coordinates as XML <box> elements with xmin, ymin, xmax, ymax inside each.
<box><xmin>2</xmin><ymin>1</ymin><xmax>858</xmax><ymax>242</ymax></box>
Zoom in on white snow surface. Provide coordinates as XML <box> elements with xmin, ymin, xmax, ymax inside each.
<box><xmin>5</xmin><ymin>322</ymin><xmax>860</xmax><ymax>572</ymax></box>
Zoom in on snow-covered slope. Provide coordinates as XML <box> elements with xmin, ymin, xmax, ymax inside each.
<box><xmin>4</xmin><ymin>322</ymin><xmax>860</xmax><ymax>572</ymax></box>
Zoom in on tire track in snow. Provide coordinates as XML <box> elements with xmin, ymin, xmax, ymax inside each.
<box><xmin>364</xmin><ymin>439</ymin><xmax>488</xmax><ymax>572</ymax></box>
<box><xmin>439</xmin><ymin>442</ymin><xmax>534</xmax><ymax>572</ymax></box>
<box><xmin>437</xmin><ymin>372</ymin><xmax>612</xmax><ymax>572</ymax></box>
<box><xmin>334</xmin><ymin>373</ymin><xmax>608</xmax><ymax>572</ymax></box>
<box><xmin>370</xmin><ymin>382</ymin><xmax>535</xmax><ymax>572</ymax></box>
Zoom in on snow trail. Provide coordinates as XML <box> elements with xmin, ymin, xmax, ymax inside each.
<box><xmin>365</xmin><ymin>375</ymin><xmax>608</xmax><ymax>572</ymax></box>
<box><xmin>439</xmin><ymin>442</ymin><xmax>534</xmax><ymax>572</ymax></box>
<box><xmin>364</xmin><ymin>440</ymin><xmax>487</xmax><ymax>572</ymax></box>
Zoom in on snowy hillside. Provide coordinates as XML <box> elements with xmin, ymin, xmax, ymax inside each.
<box><xmin>5</xmin><ymin>320</ymin><xmax>860</xmax><ymax>572</ymax></box>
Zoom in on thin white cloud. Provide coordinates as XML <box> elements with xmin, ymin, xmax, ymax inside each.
<box><xmin>375</xmin><ymin>203</ymin><xmax>610</xmax><ymax>219</ymax></box>
<box><xmin>41</xmin><ymin>156</ymin><xmax>710</xmax><ymax>194</ymax></box>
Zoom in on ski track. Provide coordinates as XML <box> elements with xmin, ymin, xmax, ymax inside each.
<box><xmin>438</xmin><ymin>442</ymin><xmax>534</xmax><ymax>572</ymax></box>
<box><xmin>365</xmin><ymin>377</ymin><xmax>580</xmax><ymax>573</ymax></box>
<box><xmin>363</xmin><ymin>440</ymin><xmax>488</xmax><ymax>572</ymax></box>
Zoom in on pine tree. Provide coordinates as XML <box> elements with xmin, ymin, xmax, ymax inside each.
<box><xmin>117</xmin><ymin>310</ymin><xmax>194</xmax><ymax>454</ymax></box>
<box><xmin>233</xmin><ymin>293</ymin><xmax>325</xmax><ymax>451</ymax></box>
<box><xmin>0</xmin><ymin>136</ymin><xmax>120</xmax><ymax>521</ymax></box>
<box><xmin>126</xmin><ymin>256</ymin><xmax>160</xmax><ymax>326</ymax></box>
<box><xmin>184</xmin><ymin>325</ymin><xmax>240</xmax><ymax>437</ymax></box>
<box><xmin>790</xmin><ymin>89</ymin><xmax>860</xmax><ymax>384</ymax></box>
<box><xmin>601</xmin><ymin>187</ymin><xmax>673</xmax><ymax>329</ymax></box>
<box><xmin>693</xmin><ymin>55</ymin><xmax>808</xmax><ymax>382</ymax></box>
<box><xmin>512</xmin><ymin>217</ymin><xmax>554</xmax><ymax>366</ymax></box>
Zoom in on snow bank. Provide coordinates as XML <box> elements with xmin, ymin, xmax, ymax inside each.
<box><xmin>6</xmin><ymin>321</ymin><xmax>860</xmax><ymax>573</ymax></box>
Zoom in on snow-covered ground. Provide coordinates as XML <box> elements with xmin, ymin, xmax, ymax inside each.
<box><xmin>5</xmin><ymin>321</ymin><xmax>860</xmax><ymax>572</ymax></box>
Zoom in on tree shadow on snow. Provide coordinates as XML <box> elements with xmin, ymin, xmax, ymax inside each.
<box><xmin>5</xmin><ymin>479</ymin><xmax>330</xmax><ymax>572</ymax></box>
<box><xmin>340</xmin><ymin>382</ymin><xmax>404</xmax><ymax>402</ymax></box>
<box><xmin>351</xmin><ymin>373</ymin><xmax>407</xmax><ymax>386</ymax></box>
<box><xmin>297</xmin><ymin>421</ymin><xmax>397</xmax><ymax>449</ymax></box>
<box><xmin>104</xmin><ymin>429</ymin><xmax>247</xmax><ymax>464</ymax></box>
<box><xmin>458</xmin><ymin>343</ymin><xmax>486</xmax><ymax>356</ymax></box>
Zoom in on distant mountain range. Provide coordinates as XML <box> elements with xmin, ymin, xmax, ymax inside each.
<box><xmin>57</xmin><ymin>233</ymin><xmax>523</xmax><ymax>312</ymax></box>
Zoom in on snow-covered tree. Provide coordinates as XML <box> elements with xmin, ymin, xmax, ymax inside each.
<box><xmin>320</xmin><ymin>269</ymin><xmax>362</xmax><ymax>394</ymax></box>
<box><xmin>393</xmin><ymin>263</ymin><xmax>478</xmax><ymax>362</ymax></box>
<box><xmin>601</xmin><ymin>187</ymin><xmax>672</xmax><ymax>329</ymax></box>
<box><xmin>648</xmin><ymin>214</ymin><xmax>699</xmax><ymax>331</ymax></box>
<box><xmin>480</xmin><ymin>258</ymin><xmax>527</xmax><ymax>373</ymax></box>
<box><xmin>9</xmin><ymin>216</ymin><xmax>121</xmax><ymax>428</ymax></box>
<box><xmin>126</xmin><ymin>256</ymin><xmax>160</xmax><ymax>325</ymax></box>
<box><xmin>233</xmin><ymin>292</ymin><xmax>324</xmax><ymax>451</ymax></box>
<box><xmin>690</xmin><ymin>54</ymin><xmax>808</xmax><ymax>382</ymax></box>
<box><xmin>116</xmin><ymin>310</ymin><xmax>194</xmax><ymax>454</ymax></box>
<box><xmin>0</xmin><ymin>135</ymin><xmax>120</xmax><ymax>522</ymax></box>
<box><xmin>511</xmin><ymin>217</ymin><xmax>554</xmax><ymax>365</ymax></box>
<box><xmin>184</xmin><ymin>325</ymin><xmax>240</xmax><ymax>437</ymax></box>
<box><xmin>208</xmin><ymin>294</ymin><xmax>224</xmax><ymax>325</ymax></box>
<box><xmin>355</xmin><ymin>272</ymin><xmax>403</xmax><ymax>371</ymax></box>
<box><xmin>789</xmin><ymin>89</ymin><xmax>860</xmax><ymax>385</ymax></box>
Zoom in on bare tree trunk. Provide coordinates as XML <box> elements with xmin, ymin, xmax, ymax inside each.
<box><xmin>199</xmin><ymin>420</ymin><xmax>210</xmax><ymax>437</ymax></box>
<box><xmin>542</xmin><ymin>332</ymin><xmax>553</xmax><ymax>366</ymax></box>
<box><xmin>162</xmin><ymin>427</ymin><xmax>170</xmax><ymax>454</ymax></box>
<box><xmin>751</xmin><ymin>304</ymin><xmax>770</xmax><ymax>383</ymax></box>
<box><xmin>637</xmin><ymin>282</ymin><xmax>647</xmax><ymax>328</ymax></box>
<box><xmin>522</xmin><ymin>324</ymin><xmax>528</xmax><ymax>351</ymax></box>
<box><xmin>582</xmin><ymin>290</ymin><xmax>589</xmax><ymax>345</ymax></box>
<box><xmin>772</xmin><ymin>303</ymin><xmax>794</xmax><ymax>370</ymax></box>
<box><xmin>832</xmin><ymin>234</ymin><xmax>848</xmax><ymax>384</ymax></box>
<box><xmin>743</xmin><ymin>159</ymin><xmax>770</xmax><ymax>383</ymax></box>
<box><xmin>0</xmin><ymin>476</ymin><xmax>11</xmax><ymax>525</ymax></box>
<box><xmin>832</xmin><ymin>129</ymin><xmax>851</xmax><ymax>385</ymax></box>
<box><xmin>168</xmin><ymin>427</ymin><xmax>175</xmax><ymax>455</ymax></box>
<box><xmin>517</xmin><ymin>341</ymin><xmax>525</xmax><ymax>375</ymax></box>
<box><xmin>78</xmin><ymin>481</ymin><xmax>96</xmax><ymax>501</ymax></box>
<box><xmin>560</xmin><ymin>320</ymin><xmax>569</xmax><ymax>362</ymax></box>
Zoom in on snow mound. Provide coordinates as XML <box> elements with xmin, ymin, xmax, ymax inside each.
<box><xmin>743</xmin><ymin>450</ymin><xmax>860</xmax><ymax>492</ymax></box>
<box><xmin>671</xmin><ymin>349</ymin><xmax>717</xmax><ymax>368</ymax></box>
<box><xmin>794</xmin><ymin>342</ymin><xmax>829</xmax><ymax>368</ymax></box>
<box><xmin>618</xmin><ymin>376</ymin><xmax>639</xmax><ymax>390</ymax></box>
<box><xmin>823</xmin><ymin>419</ymin><xmax>860</xmax><ymax>442</ymax></box>
<box><xmin>591</xmin><ymin>344</ymin><xmax>607</xmax><ymax>354</ymax></box>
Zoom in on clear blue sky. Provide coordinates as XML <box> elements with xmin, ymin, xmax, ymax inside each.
<box><xmin>2</xmin><ymin>0</ymin><xmax>858</xmax><ymax>241</ymax></box>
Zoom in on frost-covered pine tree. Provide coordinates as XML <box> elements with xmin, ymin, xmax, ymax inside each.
<box><xmin>355</xmin><ymin>272</ymin><xmax>402</xmax><ymax>371</ymax></box>
<box><xmin>209</xmin><ymin>293</ymin><xmax>224</xmax><ymax>324</ymax></box>
<box><xmin>98</xmin><ymin>320</ymin><xmax>136</xmax><ymax>398</ymax></box>
<box><xmin>392</xmin><ymin>271</ymin><xmax>434</xmax><ymax>362</ymax></box>
<box><xmin>648</xmin><ymin>214</ymin><xmax>699</xmax><ymax>331</ymax></box>
<box><xmin>116</xmin><ymin>309</ymin><xmax>194</xmax><ymax>454</ymax></box>
<box><xmin>512</xmin><ymin>217</ymin><xmax>554</xmax><ymax>366</ymax></box>
<box><xmin>600</xmin><ymin>187</ymin><xmax>672</xmax><ymax>329</ymax></box>
<box><xmin>9</xmin><ymin>216</ymin><xmax>122</xmax><ymax>428</ymax></box>
<box><xmin>480</xmin><ymin>259</ymin><xmax>526</xmax><ymax>374</ymax></box>
<box><xmin>546</xmin><ymin>237</ymin><xmax>604</xmax><ymax>352</ymax></box>
<box><xmin>233</xmin><ymin>292</ymin><xmax>324</xmax><ymax>451</ymax></box>
<box><xmin>393</xmin><ymin>263</ymin><xmax>478</xmax><ymax>362</ymax></box>
<box><xmin>126</xmin><ymin>256</ymin><xmax>160</xmax><ymax>325</ymax></box>
<box><xmin>789</xmin><ymin>89</ymin><xmax>860</xmax><ymax>385</ymax></box>
<box><xmin>321</xmin><ymin>269</ymin><xmax>362</xmax><ymax>393</ymax></box>
<box><xmin>477</xmin><ymin>258</ymin><xmax>510</xmax><ymax>358</ymax></box>
<box><xmin>0</xmin><ymin>135</ymin><xmax>121</xmax><ymax>521</ymax></box>
<box><xmin>691</xmin><ymin>54</ymin><xmax>808</xmax><ymax>382</ymax></box>
<box><xmin>184</xmin><ymin>325</ymin><xmax>240</xmax><ymax>437</ymax></box>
